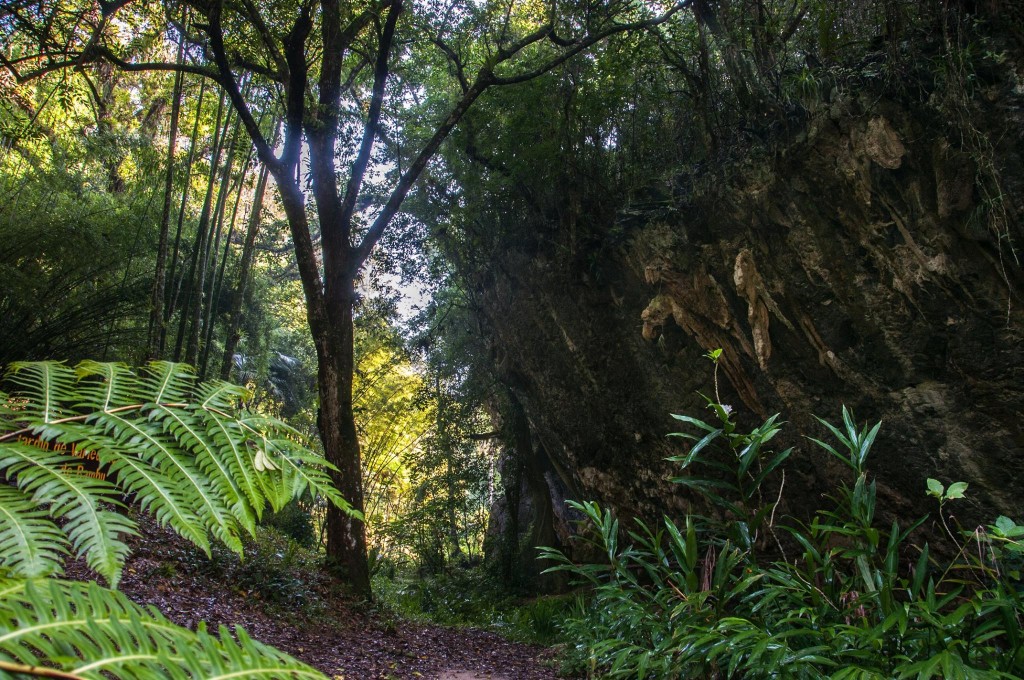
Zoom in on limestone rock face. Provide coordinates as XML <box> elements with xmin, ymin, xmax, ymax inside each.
<box><xmin>477</xmin><ymin>88</ymin><xmax>1024</xmax><ymax>541</ymax></box>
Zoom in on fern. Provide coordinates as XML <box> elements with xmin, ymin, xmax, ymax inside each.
<box><xmin>0</xmin><ymin>361</ymin><xmax>342</xmax><ymax>679</ymax></box>
<box><xmin>0</xmin><ymin>437</ymin><xmax>135</xmax><ymax>585</ymax></box>
<box><xmin>0</xmin><ymin>578</ymin><xmax>326</xmax><ymax>679</ymax></box>
<box><xmin>0</xmin><ymin>486</ymin><xmax>68</xmax><ymax>578</ymax></box>
<box><xmin>0</xmin><ymin>361</ymin><xmax>345</xmax><ymax>587</ymax></box>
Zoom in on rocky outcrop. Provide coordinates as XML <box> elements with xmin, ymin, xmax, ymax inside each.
<box><xmin>478</xmin><ymin>81</ymin><xmax>1024</xmax><ymax>538</ymax></box>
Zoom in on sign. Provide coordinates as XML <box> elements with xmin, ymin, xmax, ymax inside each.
<box><xmin>16</xmin><ymin>434</ymin><xmax>109</xmax><ymax>482</ymax></box>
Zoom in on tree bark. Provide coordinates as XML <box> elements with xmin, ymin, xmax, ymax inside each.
<box><xmin>164</xmin><ymin>78</ymin><xmax>207</xmax><ymax>353</ymax></box>
<box><xmin>175</xmin><ymin>89</ymin><xmax>227</xmax><ymax>363</ymax></box>
<box><xmin>220</xmin><ymin>160</ymin><xmax>270</xmax><ymax>380</ymax></box>
<box><xmin>198</xmin><ymin>117</ymin><xmax>246</xmax><ymax>377</ymax></box>
<box><xmin>317</xmin><ymin>281</ymin><xmax>371</xmax><ymax>596</ymax></box>
<box><xmin>147</xmin><ymin>29</ymin><xmax>185</xmax><ymax>360</ymax></box>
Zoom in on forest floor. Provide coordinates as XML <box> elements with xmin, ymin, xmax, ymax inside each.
<box><xmin>65</xmin><ymin>517</ymin><xmax>571</xmax><ymax>680</ymax></box>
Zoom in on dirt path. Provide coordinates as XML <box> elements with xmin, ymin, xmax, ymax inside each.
<box><xmin>66</xmin><ymin>519</ymin><xmax>570</xmax><ymax>679</ymax></box>
<box><xmin>114</xmin><ymin>567</ymin><xmax>565</xmax><ymax>679</ymax></box>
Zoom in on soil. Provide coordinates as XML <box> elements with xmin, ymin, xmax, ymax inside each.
<box><xmin>63</xmin><ymin>518</ymin><xmax>571</xmax><ymax>680</ymax></box>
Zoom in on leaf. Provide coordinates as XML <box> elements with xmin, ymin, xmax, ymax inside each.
<box><xmin>926</xmin><ymin>478</ymin><xmax>944</xmax><ymax>498</ymax></box>
<box><xmin>0</xmin><ymin>578</ymin><xmax>327</xmax><ymax>679</ymax></box>
<box><xmin>669</xmin><ymin>413</ymin><xmax>718</xmax><ymax>433</ymax></box>
<box><xmin>704</xmin><ymin>348</ymin><xmax>723</xmax><ymax>362</ymax></box>
<box><xmin>0</xmin><ymin>361</ymin><xmax>351</xmax><ymax>584</ymax></box>
<box><xmin>0</xmin><ymin>486</ymin><xmax>68</xmax><ymax>578</ymax></box>
<box><xmin>751</xmin><ymin>448</ymin><xmax>791</xmax><ymax>490</ymax></box>
<box><xmin>944</xmin><ymin>481</ymin><xmax>968</xmax><ymax>500</ymax></box>
<box><xmin>0</xmin><ymin>439</ymin><xmax>132</xmax><ymax>587</ymax></box>
<box><xmin>670</xmin><ymin>428</ymin><xmax>722</xmax><ymax>469</ymax></box>
<box><xmin>992</xmin><ymin>515</ymin><xmax>1024</xmax><ymax>538</ymax></box>
<box><xmin>6</xmin><ymin>362</ymin><xmax>77</xmax><ymax>424</ymax></box>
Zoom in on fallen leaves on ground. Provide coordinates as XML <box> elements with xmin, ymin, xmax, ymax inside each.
<box><xmin>63</xmin><ymin>517</ymin><xmax>572</xmax><ymax>680</ymax></box>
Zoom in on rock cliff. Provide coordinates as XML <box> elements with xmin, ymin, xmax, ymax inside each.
<box><xmin>480</xmin><ymin>70</ymin><xmax>1024</xmax><ymax>549</ymax></box>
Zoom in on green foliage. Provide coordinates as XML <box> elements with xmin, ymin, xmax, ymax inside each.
<box><xmin>373</xmin><ymin>568</ymin><xmax>573</xmax><ymax>646</ymax></box>
<box><xmin>261</xmin><ymin>499</ymin><xmax>318</xmax><ymax>547</ymax></box>
<box><xmin>0</xmin><ymin>360</ymin><xmax>344</xmax><ymax>679</ymax></box>
<box><xmin>374</xmin><ymin>294</ymin><xmax>497</xmax><ymax>573</ymax></box>
<box><xmin>0</xmin><ymin>576</ymin><xmax>326</xmax><ymax>679</ymax></box>
<box><xmin>542</xmin><ymin>406</ymin><xmax>1024</xmax><ymax>679</ymax></box>
<box><xmin>0</xmin><ymin>578</ymin><xmax>325</xmax><ymax>679</ymax></box>
<box><xmin>927</xmin><ymin>478</ymin><xmax>969</xmax><ymax>502</ymax></box>
<box><xmin>204</xmin><ymin>525</ymin><xmax>329</xmax><ymax>616</ymax></box>
<box><xmin>0</xmin><ymin>360</ymin><xmax>348</xmax><ymax>587</ymax></box>
<box><xmin>667</xmin><ymin>396</ymin><xmax>790</xmax><ymax>553</ymax></box>
<box><xmin>0</xmin><ymin>168</ymin><xmax>156</xmax><ymax>364</ymax></box>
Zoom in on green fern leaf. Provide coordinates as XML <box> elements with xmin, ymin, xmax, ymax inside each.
<box><xmin>0</xmin><ymin>361</ymin><xmax>348</xmax><ymax>587</ymax></box>
<box><xmin>196</xmin><ymin>378</ymin><xmax>250</xmax><ymax>411</ymax></box>
<box><xmin>0</xmin><ymin>578</ymin><xmax>327</xmax><ymax>679</ymax></box>
<box><xmin>155</xmin><ymin>403</ymin><xmax>255</xmax><ymax>528</ymax></box>
<box><xmin>206</xmin><ymin>410</ymin><xmax>266</xmax><ymax>515</ymax></box>
<box><xmin>88</xmin><ymin>439</ymin><xmax>211</xmax><ymax>554</ymax></box>
<box><xmin>249</xmin><ymin>425</ymin><xmax>353</xmax><ymax>516</ymax></box>
<box><xmin>0</xmin><ymin>486</ymin><xmax>68</xmax><ymax>578</ymax></box>
<box><xmin>136</xmin><ymin>361</ymin><xmax>195</xmax><ymax>403</ymax></box>
<box><xmin>0</xmin><ymin>440</ymin><xmax>132</xmax><ymax>586</ymax></box>
<box><xmin>89</xmin><ymin>409</ymin><xmax>245</xmax><ymax>553</ymax></box>
<box><xmin>74</xmin><ymin>361</ymin><xmax>140</xmax><ymax>411</ymax></box>
<box><xmin>7</xmin><ymin>361</ymin><xmax>78</xmax><ymax>423</ymax></box>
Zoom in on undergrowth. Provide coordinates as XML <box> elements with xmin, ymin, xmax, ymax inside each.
<box><xmin>372</xmin><ymin>568</ymin><xmax>575</xmax><ymax>647</ymax></box>
<box><xmin>542</xmin><ymin>392</ymin><xmax>1024</xmax><ymax>679</ymax></box>
<box><xmin>141</xmin><ymin>514</ymin><xmax>332</xmax><ymax>622</ymax></box>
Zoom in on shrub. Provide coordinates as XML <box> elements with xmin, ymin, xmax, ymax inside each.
<box><xmin>205</xmin><ymin>525</ymin><xmax>329</xmax><ymax>615</ymax></box>
<box><xmin>542</xmin><ymin>401</ymin><xmax>1024</xmax><ymax>679</ymax></box>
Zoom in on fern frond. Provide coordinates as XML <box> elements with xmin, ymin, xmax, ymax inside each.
<box><xmin>135</xmin><ymin>361</ymin><xmax>194</xmax><ymax>403</ymax></box>
<box><xmin>84</xmin><ymin>409</ymin><xmax>245</xmax><ymax>554</ymax></box>
<box><xmin>74</xmin><ymin>361</ymin><xmax>140</xmax><ymax>411</ymax></box>
<box><xmin>251</xmin><ymin>428</ymin><xmax>354</xmax><ymax>517</ymax></box>
<box><xmin>0</xmin><ymin>361</ymin><xmax>349</xmax><ymax>587</ymax></box>
<box><xmin>6</xmin><ymin>361</ymin><xmax>78</xmax><ymax>423</ymax></box>
<box><xmin>0</xmin><ymin>440</ymin><xmax>132</xmax><ymax>586</ymax></box>
<box><xmin>195</xmin><ymin>378</ymin><xmax>250</xmax><ymax>411</ymax></box>
<box><xmin>0</xmin><ymin>578</ymin><xmax>327</xmax><ymax>679</ymax></box>
<box><xmin>205</xmin><ymin>411</ymin><xmax>266</xmax><ymax>516</ymax></box>
<box><xmin>151</xmin><ymin>404</ymin><xmax>256</xmax><ymax>533</ymax></box>
<box><xmin>0</xmin><ymin>486</ymin><xmax>68</xmax><ymax>578</ymax></box>
<box><xmin>94</xmin><ymin>444</ymin><xmax>210</xmax><ymax>554</ymax></box>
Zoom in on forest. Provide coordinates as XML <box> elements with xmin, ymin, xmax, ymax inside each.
<box><xmin>0</xmin><ymin>0</ymin><xmax>1022</xmax><ymax>677</ymax></box>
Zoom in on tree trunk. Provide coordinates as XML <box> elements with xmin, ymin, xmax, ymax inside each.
<box><xmin>317</xmin><ymin>286</ymin><xmax>372</xmax><ymax>597</ymax></box>
<box><xmin>176</xmin><ymin>90</ymin><xmax>227</xmax><ymax>363</ymax></box>
<box><xmin>147</xmin><ymin>31</ymin><xmax>186</xmax><ymax>360</ymax></box>
<box><xmin>188</xmin><ymin>109</ymin><xmax>238</xmax><ymax>367</ymax></box>
<box><xmin>198</xmin><ymin>118</ymin><xmax>246</xmax><ymax>377</ymax></box>
<box><xmin>164</xmin><ymin>79</ymin><xmax>207</xmax><ymax>354</ymax></box>
<box><xmin>220</xmin><ymin>161</ymin><xmax>270</xmax><ymax>380</ymax></box>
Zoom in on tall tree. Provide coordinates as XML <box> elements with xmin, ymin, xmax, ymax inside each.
<box><xmin>220</xmin><ymin>159</ymin><xmax>272</xmax><ymax>380</ymax></box>
<box><xmin>1</xmin><ymin>0</ymin><xmax>687</xmax><ymax>597</ymax></box>
<box><xmin>148</xmin><ymin>23</ymin><xmax>186</xmax><ymax>359</ymax></box>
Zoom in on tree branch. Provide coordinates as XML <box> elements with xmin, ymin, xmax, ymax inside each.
<box><xmin>352</xmin><ymin>68</ymin><xmax>493</xmax><ymax>268</ymax></box>
<box><xmin>352</xmin><ymin>1</ymin><xmax>691</xmax><ymax>268</ymax></box>
<box><xmin>205</xmin><ymin>0</ymin><xmax>276</xmax><ymax>170</ymax></box>
<box><xmin>232</xmin><ymin>0</ymin><xmax>289</xmax><ymax>76</ymax></box>
<box><xmin>433</xmin><ymin>36</ymin><xmax>468</xmax><ymax>92</ymax></box>
<box><xmin>280</xmin><ymin>5</ymin><xmax>313</xmax><ymax>173</ymax></box>
<box><xmin>3</xmin><ymin>47</ymin><xmax>218</xmax><ymax>84</ymax></box>
<box><xmin>336</xmin><ymin>0</ymin><xmax>403</xmax><ymax>262</ymax></box>
<box><xmin>494</xmin><ymin>1</ymin><xmax>691</xmax><ymax>86</ymax></box>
